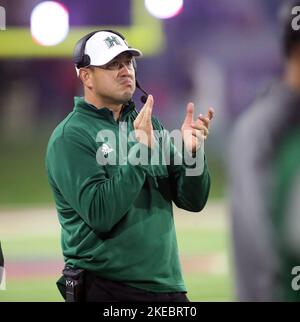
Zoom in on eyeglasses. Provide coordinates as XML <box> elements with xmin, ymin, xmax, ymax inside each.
<box><xmin>100</xmin><ymin>58</ymin><xmax>134</xmax><ymax>71</ymax></box>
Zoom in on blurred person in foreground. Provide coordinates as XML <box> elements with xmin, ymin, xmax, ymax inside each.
<box><xmin>229</xmin><ymin>1</ymin><xmax>300</xmax><ymax>301</ymax></box>
<box><xmin>45</xmin><ymin>30</ymin><xmax>214</xmax><ymax>302</ymax></box>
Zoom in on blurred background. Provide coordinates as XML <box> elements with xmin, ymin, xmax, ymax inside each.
<box><xmin>0</xmin><ymin>0</ymin><xmax>289</xmax><ymax>301</ymax></box>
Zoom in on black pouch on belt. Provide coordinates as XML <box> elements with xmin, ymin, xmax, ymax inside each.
<box><xmin>60</xmin><ymin>266</ymin><xmax>86</xmax><ymax>302</ymax></box>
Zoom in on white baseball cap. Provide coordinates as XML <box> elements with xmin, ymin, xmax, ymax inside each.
<box><xmin>74</xmin><ymin>30</ymin><xmax>142</xmax><ymax>74</ymax></box>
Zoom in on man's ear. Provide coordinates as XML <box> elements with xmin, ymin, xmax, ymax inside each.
<box><xmin>79</xmin><ymin>68</ymin><xmax>92</xmax><ymax>88</ymax></box>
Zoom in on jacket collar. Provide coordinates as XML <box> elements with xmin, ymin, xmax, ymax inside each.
<box><xmin>73</xmin><ymin>96</ymin><xmax>136</xmax><ymax>122</ymax></box>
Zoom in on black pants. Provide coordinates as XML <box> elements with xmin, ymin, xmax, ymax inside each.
<box><xmin>84</xmin><ymin>272</ymin><xmax>189</xmax><ymax>302</ymax></box>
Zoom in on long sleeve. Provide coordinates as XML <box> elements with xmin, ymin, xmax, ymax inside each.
<box><xmin>161</xmin><ymin>128</ymin><xmax>210</xmax><ymax>212</ymax></box>
<box><xmin>46</xmin><ymin>134</ymin><xmax>148</xmax><ymax>234</ymax></box>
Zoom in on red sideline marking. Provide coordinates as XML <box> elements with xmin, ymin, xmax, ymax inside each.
<box><xmin>5</xmin><ymin>259</ymin><xmax>64</xmax><ymax>279</ymax></box>
<box><xmin>5</xmin><ymin>255</ymin><xmax>223</xmax><ymax>279</ymax></box>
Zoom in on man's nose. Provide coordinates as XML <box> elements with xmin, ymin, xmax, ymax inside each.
<box><xmin>119</xmin><ymin>63</ymin><xmax>133</xmax><ymax>75</ymax></box>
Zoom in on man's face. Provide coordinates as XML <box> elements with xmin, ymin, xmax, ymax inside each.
<box><xmin>85</xmin><ymin>52</ymin><xmax>136</xmax><ymax>105</ymax></box>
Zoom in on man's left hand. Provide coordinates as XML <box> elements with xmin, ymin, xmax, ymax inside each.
<box><xmin>181</xmin><ymin>103</ymin><xmax>214</xmax><ymax>154</ymax></box>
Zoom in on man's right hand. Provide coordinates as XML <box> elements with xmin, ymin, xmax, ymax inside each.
<box><xmin>133</xmin><ymin>95</ymin><xmax>154</xmax><ymax>148</ymax></box>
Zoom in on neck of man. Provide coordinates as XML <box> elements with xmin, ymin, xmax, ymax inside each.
<box><xmin>284</xmin><ymin>57</ymin><xmax>300</xmax><ymax>95</ymax></box>
<box><xmin>84</xmin><ymin>92</ymin><xmax>123</xmax><ymax>121</ymax></box>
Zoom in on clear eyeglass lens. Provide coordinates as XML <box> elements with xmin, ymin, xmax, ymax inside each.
<box><xmin>106</xmin><ymin>59</ymin><xmax>133</xmax><ymax>71</ymax></box>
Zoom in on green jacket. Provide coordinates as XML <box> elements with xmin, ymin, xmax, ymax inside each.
<box><xmin>46</xmin><ymin>97</ymin><xmax>210</xmax><ymax>293</ymax></box>
<box><xmin>273</xmin><ymin>130</ymin><xmax>300</xmax><ymax>301</ymax></box>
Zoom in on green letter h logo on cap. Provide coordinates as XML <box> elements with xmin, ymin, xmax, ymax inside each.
<box><xmin>104</xmin><ymin>36</ymin><xmax>121</xmax><ymax>49</ymax></box>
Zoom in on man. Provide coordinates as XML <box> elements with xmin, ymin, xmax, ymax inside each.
<box><xmin>46</xmin><ymin>30</ymin><xmax>214</xmax><ymax>302</ymax></box>
<box><xmin>229</xmin><ymin>1</ymin><xmax>300</xmax><ymax>301</ymax></box>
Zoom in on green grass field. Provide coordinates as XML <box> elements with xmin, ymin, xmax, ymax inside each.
<box><xmin>0</xmin><ymin>202</ymin><xmax>234</xmax><ymax>302</ymax></box>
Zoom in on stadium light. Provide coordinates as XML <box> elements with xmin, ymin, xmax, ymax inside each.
<box><xmin>144</xmin><ymin>0</ymin><xmax>183</xmax><ymax>19</ymax></box>
<box><xmin>30</xmin><ymin>1</ymin><xmax>69</xmax><ymax>46</ymax></box>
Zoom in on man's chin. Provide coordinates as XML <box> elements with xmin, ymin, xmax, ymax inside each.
<box><xmin>119</xmin><ymin>92</ymin><xmax>134</xmax><ymax>103</ymax></box>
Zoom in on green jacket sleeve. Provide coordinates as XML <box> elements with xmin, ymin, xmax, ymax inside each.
<box><xmin>46</xmin><ymin>134</ymin><xmax>148</xmax><ymax>233</ymax></box>
<box><xmin>159</xmin><ymin>126</ymin><xmax>210</xmax><ymax>212</ymax></box>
